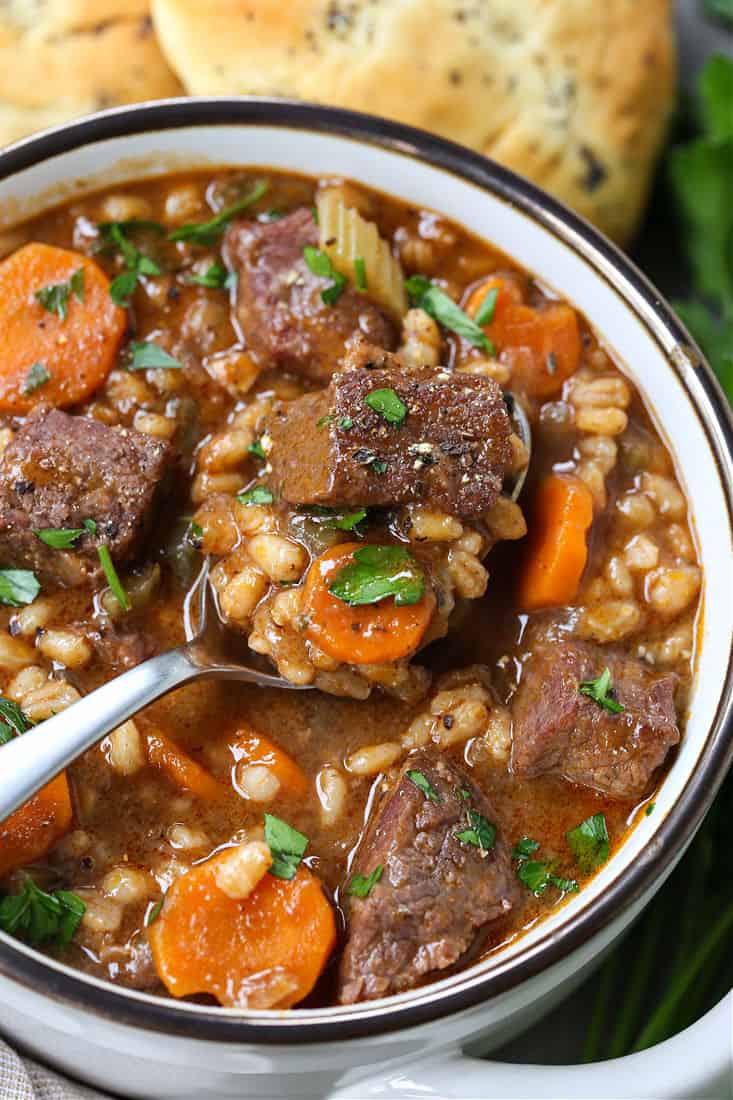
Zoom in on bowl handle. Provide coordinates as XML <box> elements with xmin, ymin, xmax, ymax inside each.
<box><xmin>331</xmin><ymin>992</ymin><xmax>731</xmax><ymax>1100</ymax></box>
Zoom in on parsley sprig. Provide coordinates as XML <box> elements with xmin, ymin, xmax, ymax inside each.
<box><xmin>98</xmin><ymin>220</ymin><xmax>163</xmax><ymax>307</ymax></box>
<box><xmin>0</xmin><ymin>877</ymin><xmax>85</xmax><ymax>952</ymax></box>
<box><xmin>405</xmin><ymin>274</ymin><xmax>495</xmax><ymax>353</ymax></box>
<box><xmin>303</xmin><ymin>246</ymin><xmax>347</xmax><ymax>305</ymax></box>
<box><xmin>34</xmin><ymin>267</ymin><xmax>84</xmax><ymax>321</ymax></box>
<box><xmin>329</xmin><ymin>545</ymin><xmax>425</xmax><ymax>607</ymax></box>
<box><xmin>264</xmin><ymin>814</ymin><xmax>308</xmax><ymax>881</ymax></box>
<box><xmin>169</xmin><ymin>181</ymin><xmax>268</xmax><ymax>245</ymax></box>
<box><xmin>578</xmin><ymin>667</ymin><xmax>625</xmax><ymax>714</ymax></box>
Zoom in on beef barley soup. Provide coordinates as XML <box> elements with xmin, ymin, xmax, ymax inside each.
<box><xmin>0</xmin><ymin>170</ymin><xmax>701</xmax><ymax>1009</ymax></box>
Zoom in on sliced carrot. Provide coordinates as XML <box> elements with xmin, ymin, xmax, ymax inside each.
<box><xmin>0</xmin><ymin>242</ymin><xmax>126</xmax><ymax>414</ymax></box>
<box><xmin>146</xmin><ymin>730</ymin><xmax>228</xmax><ymax>801</ymax></box>
<box><xmin>148</xmin><ymin>855</ymin><xmax>336</xmax><ymax>1009</ymax></box>
<box><xmin>302</xmin><ymin>543</ymin><xmax>435</xmax><ymax>666</ymax></box>
<box><xmin>465</xmin><ymin>275</ymin><xmax>580</xmax><ymax>398</ymax></box>
<box><xmin>229</xmin><ymin>729</ymin><xmax>309</xmax><ymax>797</ymax></box>
<box><xmin>517</xmin><ymin>474</ymin><xmax>594</xmax><ymax>611</ymax></box>
<box><xmin>0</xmin><ymin>773</ymin><xmax>72</xmax><ymax>877</ymax></box>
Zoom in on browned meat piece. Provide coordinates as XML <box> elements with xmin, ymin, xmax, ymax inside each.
<box><xmin>224</xmin><ymin>207</ymin><xmax>398</xmax><ymax>383</ymax></box>
<box><xmin>0</xmin><ymin>407</ymin><xmax>172</xmax><ymax>587</ymax></box>
<box><xmin>267</xmin><ymin>360</ymin><xmax>513</xmax><ymax>517</ymax></box>
<box><xmin>512</xmin><ymin>629</ymin><xmax>679</xmax><ymax>799</ymax></box>
<box><xmin>338</xmin><ymin>749</ymin><xmax>517</xmax><ymax>1004</ymax></box>
<box><xmin>90</xmin><ymin>624</ymin><xmax>155</xmax><ymax>670</ymax></box>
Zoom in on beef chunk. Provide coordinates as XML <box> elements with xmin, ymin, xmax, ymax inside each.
<box><xmin>512</xmin><ymin>629</ymin><xmax>679</xmax><ymax>799</ymax></box>
<box><xmin>267</xmin><ymin>360</ymin><xmax>513</xmax><ymax>517</ymax></box>
<box><xmin>337</xmin><ymin>749</ymin><xmax>517</xmax><ymax>1004</ymax></box>
<box><xmin>225</xmin><ymin>207</ymin><xmax>398</xmax><ymax>383</ymax></box>
<box><xmin>0</xmin><ymin>407</ymin><xmax>171</xmax><ymax>586</ymax></box>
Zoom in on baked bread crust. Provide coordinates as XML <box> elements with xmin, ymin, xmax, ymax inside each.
<box><xmin>0</xmin><ymin>8</ymin><xmax>182</xmax><ymax>146</ymax></box>
<box><xmin>152</xmin><ymin>0</ymin><xmax>675</xmax><ymax>244</ymax></box>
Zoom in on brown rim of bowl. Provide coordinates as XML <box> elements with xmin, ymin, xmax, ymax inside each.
<box><xmin>0</xmin><ymin>97</ymin><xmax>731</xmax><ymax>1045</ymax></box>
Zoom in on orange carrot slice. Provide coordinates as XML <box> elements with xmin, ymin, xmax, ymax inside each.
<box><xmin>517</xmin><ymin>474</ymin><xmax>594</xmax><ymax>611</ymax></box>
<box><xmin>302</xmin><ymin>543</ymin><xmax>435</xmax><ymax>665</ymax></box>
<box><xmin>146</xmin><ymin>730</ymin><xmax>228</xmax><ymax>801</ymax></box>
<box><xmin>0</xmin><ymin>243</ymin><xmax>126</xmax><ymax>414</ymax></box>
<box><xmin>0</xmin><ymin>773</ymin><xmax>73</xmax><ymax>877</ymax></box>
<box><xmin>148</xmin><ymin>855</ymin><xmax>336</xmax><ymax>1009</ymax></box>
<box><xmin>229</xmin><ymin>729</ymin><xmax>309</xmax><ymax>796</ymax></box>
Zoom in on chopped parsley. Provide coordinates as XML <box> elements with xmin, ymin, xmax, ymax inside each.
<box><xmin>22</xmin><ymin>361</ymin><xmax>51</xmax><ymax>395</ymax></box>
<box><xmin>455</xmin><ymin>810</ymin><xmax>497</xmax><ymax>853</ymax></box>
<box><xmin>169</xmin><ymin>180</ymin><xmax>268</xmax><ymax>245</ymax></box>
<box><xmin>365</xmin><ymin>387</ymin><xmax>407</xmax><ymax>426</ymax></box>
<box><xmin>579</xmin><ymin>667</ymin><xmax>625</xmax><ymax>714</ymax></box>
<box><xmin>33</xmin><ymin>527</ymin><xmax>85</xmax><ymax>549</ymax></box>
<box><xmin>303</xmin><ymin>245</ymin><xmax>347</xmax><ymax>305</ymax></box>
<box><xmin>329</xmin><ymin>544</ymin><xmax>425</xmax><ymax>607</ymax></box>
<box><xmin>346</xmin><ymin>864</ymin><xmax>383</xmax><ymax>898</ymax></box>
<box><xmin>354</xmin><ymin>256</ymin><xmax>368</xmax><ymax>291</ymax></box>
<box><xmin>0</xmin><ymin>877</ymin><xmax>86</xmax><ymax>952</ymax></box>
<box><xmin>304</xmin><ymin>506</ymin><xmax>368</xmax><ymax>531</ymax></box>
<box><xmin>0</xmin><ymin>696</ymin><xmax>32</xmax><ymax>745</ymax></box>
<box><xmin>474</xmin><ymin>286</ymin><xmax>498</xmax><ymax>327</ymax></box>
<box><xmin>98</xmin><ymin>221</ymin><xmax>163</xmax><ymax>307</ymax></box>
<box><xmin>128</xmin><ymin>340</ymin><xmax>183</xmax><ymax>371</ymax></box>
<box><xmin>237</xmin><ymin>485</ymin><xmax>274</xmax><ymax>506</ymax></box>
<box><xmin>248</xmin><ymin>438</ymin><xmax>266</xmax><ymax>461</ymax></box>
<box><xmin>96</xmin><ymin>545</ymin><xmax>130</xmax><ymax>612</ymax></box>
<box><xmin>405</xmin><ymin>274</ymin><xmax>495</xmax><ymax>353</ymax></box>
<box><xmin>145</xmin><ymin>896</ymin><xmax>165</xmax><ymax>926</ymax></box>
<box><xmin>566</xmin><ymin>813</ymin><xmax>610</xmax><ymax>874</ymax></box>
<box><xmin>512</xmin><ymin>836</ymin><xmax>540</xmax><ymax>860</ymax></box>
<box><xmin>264</xmin><ymin>813</ymin><xmax>308</xmax><ymax>880</ymax></box>
<box><xmin>353</xmin><ymin>447</ymin><xmax>388</xmax><ymax>474</ymax></box>
<box><xmin>406</xmin><ymin>769</ymin><xmax>441</xmax><ymax>804</ymax></box>
<box><xmin>186</xmin><ymin>260</ymin><xmax>236</xmax><ymax>289</ymax></box>
<box><xmin>83</xmin><ymin>518</ymin><xmax>98</xmax><ymax>535</ymax></box>
<box><xmin>34</xmin><ymin>267</ymin><xmax>84</xmax><ymax>321</ymax></box>
<box><xmin>513</xmin><ymin>836</ymin><xmax>578</xmax><ymax>895</ymax></box>
<box><xmin>645</xmin><ymin>802</ymin><xmax>656</xmax><ymax>817</ymax></box>
<box><xmin>0</xmin><ymin>569</ymin><xmax>40</xmax><ymax>607</ymax></box>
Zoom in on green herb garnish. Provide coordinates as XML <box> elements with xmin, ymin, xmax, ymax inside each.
<box><xmin>237</xmin><ymin>485</ymin><xmax>274</xmax><ymax>506</ymax></box>
<box><xmin>512</xmin><ymin>837</ymin><xmax>540</xmax><ymax>860</ymax></box>
<box><xmin>0</xmin><ymin>877</ymin><xmax>86</xmax><ymax>951</ymax></box>
<box><xmin>405</xmin><ymin>274</ymin><xmax>495</xmax><ymax>353</ymax></box>
<box><xmin>146</xmin><ymin>896</ymin><xmax>165</xmax><ymax>926</ymax></box>
<box><xmin>474</xmin><ymin>286</ymin><xmax>498</xmax><ymax>327</ymax></box>
<box><xmin>128</xmin><ymin>341</ymin><xmax>183</xmax><ymax>371</ymax></box>
<box><xmin>33</xmin><ymin>527</ymin><xmax>85</xmax><ymax>549</ymax></box>
<box><xmin>307</xmin><ymin>506</ymin><xmax>367</xmax><ymax>531</ymax></box>
<box><xmin>329</xmin><ymin>544</ymin><xmax>425</xmax><ymax>607</ymax></box>
<box><xmin>264</xmin><ymin>813</ymin><xmax>309</xmax><ymax>881</ymax></box>
<box><xmin>96</xmin><ymin>545</ymin><xmax>130</xmax><ymax>612</ymax></box>
<box><xmin>34</xmin><ymin>267</ymin><xmax>84</xmax><ymax>321</ymax></box>
<box><xmin>0</xmin><ymin>569</ymin><xmax>40</xmax><ymax>607</ymax></box>
<box><xmin>645</xmin><ymin>802</ymin><xmax>656</xmax><ymax>817</ymax></box>
<box><xmin>339</xmin><ymin>416</ymin><xmax>353</xmax><ymax>430</ymax></box>
<box><xmin>303</xmin><ymin>245</ymin><xmax>347</xmax><ymax>305</ymax></box>
<box><xmin>83</xmin><ymin>518</ymin><xmax>98</xmax><ymax>535</ymax></box>
<box><xmin>516</xmin><ymin>860</ymin><xmax>579</xmax><ymax>896</ymax></box>
<box><xmin>187</xmin><ymin>260</ymin><xmax>236</xmax><ymax>289</ymax></box>
<box><xmin>169</xmin><ymin>181</ymin><xmax>268</xmax><ymax>245</ymax></box>
<box><xmin>346</xmin><ymin>864</ymin><xmax>383</xmax><ymax>898</ymax></box>
<box><xmin>365</xmin><ymin>387</ymin><xmax>407</xmax><ymax>426</ymax></box>
<box><xmin>455</xmin><ymin>810</ymin><xmax>497</xmax><ymax>852</ymax></box>
<box><xmin>22</xmin><ymin>361</ymin><xmax>50</xmax><ymax>395</ymax></box>
<box><xmin>0</xmin><ymin>697</ymin><xmax>32</xmax><ymax>743</ymax></box>
<box><xmin>406</xmin><ymin>769</ymin><xmax>441</xmax><ymax>804</ymax></box>
<box><xmin>98</xmin><ymin>221</ymin><xmax>163</xmax><ymax>307</ymax></box>
<box><xmin>248</xmin><ymin>438</ymin><xmax>266</xmax><ymax>461</ymax></box>
<box><xmin>579</xmin><ymin>667</ymin><xmax>625</xmax><ymax>714</ymax></box>
<box><xmin>567</xmin><ymin>813</ymin><xmax>610</xmax><ymax>874</ymax></box>
<box><xmin>354</xmin><ymin>256</ymin><xmax>368</xmax><ymax>291</ymax></box>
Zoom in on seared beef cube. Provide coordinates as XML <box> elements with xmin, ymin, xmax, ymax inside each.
<box><xmin>267</xmin><ymin>363</ymin><xmax>513</xmax><ymax>517</ymax></box>
<box><xmin>512</xmin><ymin>630</ymin><xmax>679</xmax><ymax>799</ymax></box>
<box><xmin>224</xmin><ymin>207</ymin><xmax>397</xmax><ymax>384</ymax></box>
<box><xmin>338</xmin><ymin>749</ymin><xmax>517</xmax><ymax>1004</ymax></box>
<box><xmin>0</xmin><ymin>407</ymin><xmax>171</xmax><ymax>586</ymax></box>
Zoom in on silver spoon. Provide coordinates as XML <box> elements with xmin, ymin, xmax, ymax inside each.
<box><xmin>0</xmin><ymin>562</ymin><xmax>309</xmax><ymax>822</ymax></box>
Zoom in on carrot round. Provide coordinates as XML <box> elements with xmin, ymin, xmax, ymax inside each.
<box><xmin>465</xmin><ymin>276</ymin><xmax>580</xmax><ymax>397</ymax></box>
<box><xmin>302</xmin><ymin>543</ymin><xmax>435</xmax><ymax>665</ymax></box>
<box><xmin>0</xmin><ymin>773</ymin><xmax>72</xmax><ymax>877</ymax></box>
<box><xmin>517</xmin><ymin>474</ymin><xmax>594</xmax><ymax>611</ymax></box>
<box><xmin>230</xmin><ymin>729</ymin><xmax>309</xmax><ymax>796</ymax></box>
<box><xmin>148</xmin><ymin>856</ymin><xmax>336</xmax><ymax>1009</ymax></box>
<box><xmin>146</xmin><ymin>730</ymin><xmax>228</xmax><ymax>801</ymax></box>
<box><xmin>0</xmin><ymin>242</ymin><xmax>126</xmax><ymax>414</ymax></box>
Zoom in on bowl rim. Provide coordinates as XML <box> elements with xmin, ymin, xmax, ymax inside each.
<box><xmin>0</xmin><ymin>96</ymin><xmax>732</xmax><ymax>1046</ymax></box>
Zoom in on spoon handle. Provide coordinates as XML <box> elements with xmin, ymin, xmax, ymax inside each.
<box><xmin>0</xmin><ymin>646</ymin><xmax>198</xmax><ymax>823</ymax></box>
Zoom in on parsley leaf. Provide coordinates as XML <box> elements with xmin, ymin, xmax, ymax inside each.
<box><xmin>455</xmin><ymin>810</ymin><xmax>497</xmax><ymax>852</ymax></box>
<box><xmin>645</xmin><ymin>801</ymin><xmax>656</xmax><ymax>817</ymax></box>
<box><xmin>567</xmin><ymin>812</ymin><xmax>610</xmax><ymax>873</ymax></box>
<box><xmin>346</xmin><ymin>864</ymin><xmax>383</xmax><ymax>898</ymax></box>
<box><xmin>169</xmin><ymin>181</ymin><xmax>268</xmax><ymax>245</ymax></box>
<box><xmin>145</xmin><ymin>896</ymin><xmax>165</xmax><ymax>926</ymax></box>
<box><xmin>303</xmin><ymin>245</ymin><xmax>347</xmax><ymax>305</ymax></box>
<box><xmin>512</xmin><ymin>836</ymin><xmax>540</xmax><ymax>860</ymax></box>
<box><xmin>248</xmin><ymin>438</ymin><xmax>266</xmax><ymax>461</ymax></box>
<box><xmin>98</xmin><ymin>221</ymin><xmax>163</xmax><ymax>307</ymax></box>
<box><xmin>578</xmin><ymin>667</ymin><xmax>625</xmax><ymax>714</ymax></box>
<box><xmin>83</xmin><ymin>518</ymin><xmax>98</xmax><ymax>535</ymax></box>
<box><xmin>365</xmin><ymin>387</ymin><xmax>407</xmax><ymax>426</ymax></box>
<box><xmin>0</xmin><ymin>569</ymin><xmax>40</xmax><ymax>607</ymax></box>
<box><xmin>405</xmin><ymin>274</ymin><xmax>494</xmax><ymax>353</ymax></box>
<box><xmin>237</xmin><ymin>485</ymin><xmax>274</xmax><ymax>506</ymax></box>
<box><xmin>0</xmin><ymin>696</ymin><xmax>32</xmax><ymax>735</ymax></box>
<box><xmin>329</xmin><ymin>545</ymin><xmax>425</xmax><ymax>607</ymax></box>
<box><xmin>96</xmin><ymin>546</ymin><xmax>130</xmax><ymax>612</ymax></box>
<box><xmin>264</xmin><ymin>813</ymin><xmax>308</xmax><ymax>880</ymax></box>
<box><xmin>128</xmin><ymin>341</ymin><xmax>183</xmax><ymax>371</ymax></box>
<box><xmin>474</xmin><ymin>286</ymin><xmax>498</xmax><ymax>327</ymax></box>
<box><xmin>33</xmin><ymin>527</ymin><xmax>85</xmax><ymax>549</ymax></box>
<box><xmin>187</xmin><ymin>260</ymin><xmax>236</xmax><ymax>289</ymax></box>
<box><xmin>34</xmin><ymin>267</ymin><xmax>84</xmax><ymax>321</ymax></box>
<box><xmin>354</xmin><ymin>256</ymin><xmax>368</xmax><ymax>291</ymax></box>
<box><xmin>304</xmin><ymin>506</ymin><xmax>367</xmax><ymax>531</ymax></box>
<box><xmin>22</xmin><ymin>361</ymin><xmax>50</xmax><ymax>395</ymax></box>
<box><xmin>517</xmin><ymin>860</ymin><xmax>579</xmax><ymax>896</ymax></box>
<box><xmin>0</xmin><ymin>877</ymin><xmax>85</xmax><ymax>951</ymax></box>
<box><xmin>406</xmin><ymin>769</ymin><xmax>441</xmax><ymax>804</ymax></box>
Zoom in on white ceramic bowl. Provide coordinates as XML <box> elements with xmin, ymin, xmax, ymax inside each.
<box><xmin>0</xmin><ymin>99</ymin><xmax>732</xmax><ymax>1100</ymax></box>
